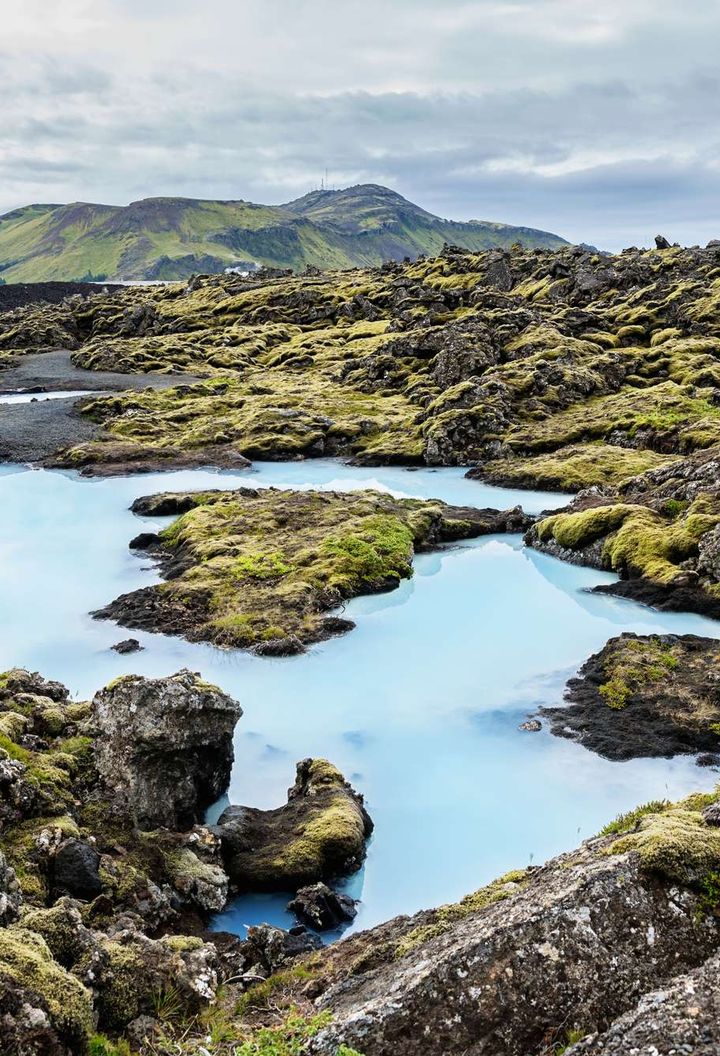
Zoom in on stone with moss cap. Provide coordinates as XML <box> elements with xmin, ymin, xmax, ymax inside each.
<box><xmin>542</xmin><ymin>632</ymin><xmax>720</xmax><ymax>760</ymax></box>
<box><xmin>218</xmin><ymin>759</ymin><xmax>373</xmax><ymax>890</ymax></box>
<box><xmin>0</xmin><ymin>926</ymin><xmax>93</xmax><ymax>1053</ymax></box>
<box><xmin>93</xmin><ymin>669</ymin><xmax>242</xmax><ymax>830</ymax></box>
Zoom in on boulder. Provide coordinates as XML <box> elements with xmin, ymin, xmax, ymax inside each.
<box><xmin>93</xmin><ymin>670</ymin><xmax>242</xmax><ymax>830</ymax></box>
<box><xmin>218</xmin><ymin>759</ymin><xmax>373</xmax><ymax>890</ymax></box>
<box><xmin>50</xmin><ymin>838</ymin><xmax>102</xmax><ymax>901</ymax></box>
<box><xmin>111</xmin><ymin>638</ymin><xmax>143</xmax><ymax>654</ymax></box>
<box><xmin>308</xmin><ymin>809</ymin><xmax>720</xmax><ymax>1055</ymax></box>
<box><xmin>241</xmin><ymin>923</ymin><xmax>322</xmax><ymax>975</ymax></box>
<box><xmin>288</xmin><ymin>882</ymin><xmax>357</xmax><ymax>931</ymax></box>
<box><xmin>566</xmin><ymin>950</ymin><xmax>720</xmax><ymax>1054</ymax></box>
<box><xmin>75</xmin><ymin>929</ymin><xmax>218</xmax><ymax>1033</ymax></box>
<box><xmin>0</xmin><ymin>927</ymin><xmax>93</xmax><ymax>1054</ymax></box>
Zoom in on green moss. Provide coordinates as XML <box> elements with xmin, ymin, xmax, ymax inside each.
<box><xmin>537</xmin><ymin>505</ymin><xmax>637</xmax><ymax>550</ymax></box>
<box><xmin>483</xmin><ymin>444</ymin><xmax>677</xmax><ymax>491</ymax></box>
<box><xmin>102</xmin><ymin>488</ymin><xmax>464</xmax><ymax>651</ymax></box>
<box><xmin>608</xmin><ymin>799</ymin><xmax>720</xmax><ymax>885</ymax></box>
<box><xmin>394</xmin><ymin>869</ymin><xmax>528</xmax><ymax>958</ymax></box>
<box><xmin>232</xmin><ymin>1010</ymin><xmax>333</xmax><ymax>1056</ymax></box>
<box><xmin>0</xmin><ymin>927</ymin><xmax>93</xmax><ymax>1044</ymax></box>
<box><xmin>537</xmin><ymin>495</ymin><xmax>720</xmax><ymax>585</ymax></box>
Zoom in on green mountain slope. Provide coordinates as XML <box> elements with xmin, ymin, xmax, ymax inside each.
<box><xmin>0</xmin><ymin>184</ymin><xmax>568</xmax><ymax>282</ymax></box>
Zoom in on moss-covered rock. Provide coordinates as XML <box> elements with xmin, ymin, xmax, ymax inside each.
<box><xmin>218</xmin><ymin>759</ymin><xmax>373</xmax><ymax>890</ymax></box>
<box><xmin>0</xmin><ymin>926</ymin><xmax>93</xmax><ymax>1051</ymax></box>
<box><xmin>542</xmin><ymin>632</ymin><xmax>720</xmax><ymax>759</ymax></box>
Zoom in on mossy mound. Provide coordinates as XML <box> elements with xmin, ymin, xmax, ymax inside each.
<box><xmin>0</xmin><ymin>926</ymin><xmax>93</xmax><ymax>1049</ymax></box>
<box><xmin>529</xmin><ymin>443</ymin><xmax>720</xmax><ymax>607</ymax></box>
<box><xmin>94</xmin><ymin>486</ymin><xmax>527</xmax><ymax>651</ymax></box>
<box><xmin>478</xmin><ymin>444</ymin><xmax>679</xmax><ymax>491</ymax></box>
<box><xmin>218</xmin><ymin>759</ymin><xmax>373</xmax><ymax>890</ymax></box>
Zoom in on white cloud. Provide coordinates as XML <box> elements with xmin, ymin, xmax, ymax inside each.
<box><xmin>1</xmin><ymin>1</ymin><xmax>719</xmax><ymax>250</ymax></box>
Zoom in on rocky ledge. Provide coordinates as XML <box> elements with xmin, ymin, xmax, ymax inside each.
<box><xmin>94</xmin><ymin>486</ymin><xmax>531</xmax><ymax>653</ymax></box>
<box><xmin>0</xmin><ymin>667</ymin><xmax>371</xmax><ymax>1054</ymax></box>
<box><xmin>542</xmin><ymin>632</ymin><xmax>720</xmax><ymax>760</ymax></box>
<box><xmin>526</xmin><ymin>443</ymin><xmax>720</xmax><ymax>619</ymax></box>
<box><xmin>64</xmin><ymin>790</ymin><xmax>718</xmax><ymax>1056</ymax></box>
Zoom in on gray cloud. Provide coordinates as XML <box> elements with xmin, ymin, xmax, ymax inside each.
<box><xmin>2</xmin><ymin>2</ymin><xmax>719</xmax><ymax>250</ymax></box>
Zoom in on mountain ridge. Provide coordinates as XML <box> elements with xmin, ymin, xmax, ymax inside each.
<box><xmin>0</xmin><ymin>183</ymin><xmax>568</xmax><ymax>282</ymax></box>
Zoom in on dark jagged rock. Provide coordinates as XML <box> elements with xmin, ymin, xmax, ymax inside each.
<box><xmin>110</xmin><ymin>637</ymin><xmax>142</xmax><ymax>654</ymax></box>
<box><xmin>93</xmin><ymin>669</ymin><xmax>242</xmax><ymax>830</ymax></box>
<box><xmin>50</xmin><ymin>838</ymin><xmax>102</xmax><ymax>901</ymax></box>
<box><xmin>218</xmin><ymin>759</ymin><xmax>373</xmax><ymax>890</ymax></box>
<box><xmin>288</xmin><ymin>882</ymin><xmax>358</xmax><ymax>931</ymax></box>
<box><xmin>544</xmin><ymin>633</ymin><xmax>720</xmax><ymax>760</ymax></box>
<box><xmin>240</xmin><ymin>923</ymin><xmax>323</xmax><ymax>975</ymax></box>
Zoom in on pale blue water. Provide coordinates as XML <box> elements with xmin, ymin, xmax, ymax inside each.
<box><xmin>0</xmin><ymin>390</ymin><xmax>98</xmax><ymax>404</ymax></box>
<box><xmin>0</xmin><ymin>459</ymin><xmax>718</xmax><ymax>942</ymax></box>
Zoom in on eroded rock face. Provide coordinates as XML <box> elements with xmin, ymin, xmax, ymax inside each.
<box><xmin>93</xmin><ymin>670</ymin><xmax>242</xmax><ymax>830</ymax></box>
<box><xmin>218</xmin><ymin>759</ymin><xmax>373</xmax><ymax>890</ymax></box>
<box><xmin>306</xmin><ymin>811</ymin><xmax>720</xmax><ymax>1056</ymax></box>
<box><xmin>565</xmin><ymin>950</ymin><xmax>720</xmax><ymax>1055</ymax></box>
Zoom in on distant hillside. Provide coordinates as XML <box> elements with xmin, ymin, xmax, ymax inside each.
<box><xmin>0</xmin><ymin>184</ymin><xmax>568</xmax><ymax>283</ymax></box>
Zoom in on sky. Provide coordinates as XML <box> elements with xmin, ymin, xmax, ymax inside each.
<box><xmin>2</xmin><ymin>0</ymin><xmax>719</xmax><ymax>250</ymax></box>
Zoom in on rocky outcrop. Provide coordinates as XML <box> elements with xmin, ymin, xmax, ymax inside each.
<box><xmin>301</xmin><ymin>795</ymin><xmax>720</xmax><ymax>1056</ymax></box>
<box><xmin>218</xmin><ymin>759</ymin><xmax>373</xmax><ymax>890</ymax></box>
<box><xmin>565</xmin><ymin>949</ymin><xmax>720</xmax><ymax>1054</ymax></box>
<box><xmin>543</xmin><ymin>632</ymin><xmax>720</xmax><ymax>760</ymax></box>
<box><xmin>288</xmin><ymin>882</ymin><xmax>358</xmax><ymax>931</ymax></box>
<box><xmin>93</xmin><ymin>670</ymin><xmax>242</xmax><ymax>830</ymax></box>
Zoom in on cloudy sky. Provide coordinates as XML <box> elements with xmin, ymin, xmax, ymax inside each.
<box><xmin>2</xmin><ymin>0</ymin><xmax>719</xmax><ymax>249</ymax></box>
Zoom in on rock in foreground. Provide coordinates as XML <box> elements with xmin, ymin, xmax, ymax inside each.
<box><xmin>543</xmin><ymin>632</ymin><xmax>720</xmax><ymax>759</ymax></box>
<box><xmin>94</xmin><ymin>669</ymin><xmax>243</xmax><ymax>830</ymax></box>
<box><xmin>218</xmin><ymin>759</ymin><xmax>373</xmax><ymax>890</ymax></box>
<box><xmin>302</xmin><ymin>794</ymin><xmax>720</xmax><ymax>1055</ymax></box>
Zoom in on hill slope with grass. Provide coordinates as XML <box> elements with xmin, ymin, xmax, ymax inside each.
<box><xmin>0</xmin><ymin>184</ymin><xmax>567</xmax><ymax>282</ymax></box>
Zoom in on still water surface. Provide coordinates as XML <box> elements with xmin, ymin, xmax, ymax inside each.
<box><xmin>0</xmin><ymin>459</ymin><xmax>717</xmax><ymax>940</ymax></box>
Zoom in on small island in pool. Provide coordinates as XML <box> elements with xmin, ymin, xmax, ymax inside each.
<box><xmin>2</xmin><ymin>241</ymin><xmax>720</xmax><ymax>1053</ymax></box>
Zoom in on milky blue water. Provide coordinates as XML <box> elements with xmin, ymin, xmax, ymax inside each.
<box><xmin>1</xmin><ymin>458</ymin><xmax>718</xmax><ymax>942</ymax></box>
<box><xmin>0</xmin><ymin>390</ymin><xmax>98</xmax><ymax>404</ymax></box>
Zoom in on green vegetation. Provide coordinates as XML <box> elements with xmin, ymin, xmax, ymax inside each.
<box><xmin>0</xmin><ymin>184</ymin><xmax>565</xmax><ymax>282</ymax></box>
<box><xmin>599</xmin><ymin>800</ymin><xmax>671</xmax><ymax>837</ymax></box>
<box><xmin>535</xmin><ymin>494</ymin><xmax>720</xmax><ymax>586</ymax></box>
<box><xmin>597</xmin><ymin>637</ymin><xmax>679</xmax><ymax>710</ymax></box>
<box><xmin>607</xmin><ymin>793</ymin><xmax>720</xmax><ymax>886</ymax></box>
<box><xmin>99</xmin><ymin>487</ymin><xmax>487</xmax><ymax>650</ymax></box>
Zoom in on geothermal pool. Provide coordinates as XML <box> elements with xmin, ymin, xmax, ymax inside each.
<box><xmin>1</xmin><ymin>459</ymin><xmax>718</xmax><ymax>940</ymax></box>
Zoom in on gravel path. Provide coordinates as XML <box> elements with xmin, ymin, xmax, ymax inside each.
<box><xmin>0</xmin><ymin>349</ymin><xmax>201</xmax><ymax>465</ymax></box>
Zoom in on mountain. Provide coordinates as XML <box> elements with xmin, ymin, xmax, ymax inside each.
<box><xmin>0</xmin><ymin>184</ymin><xmax>568</xmax><ymax>282</ymax></box>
